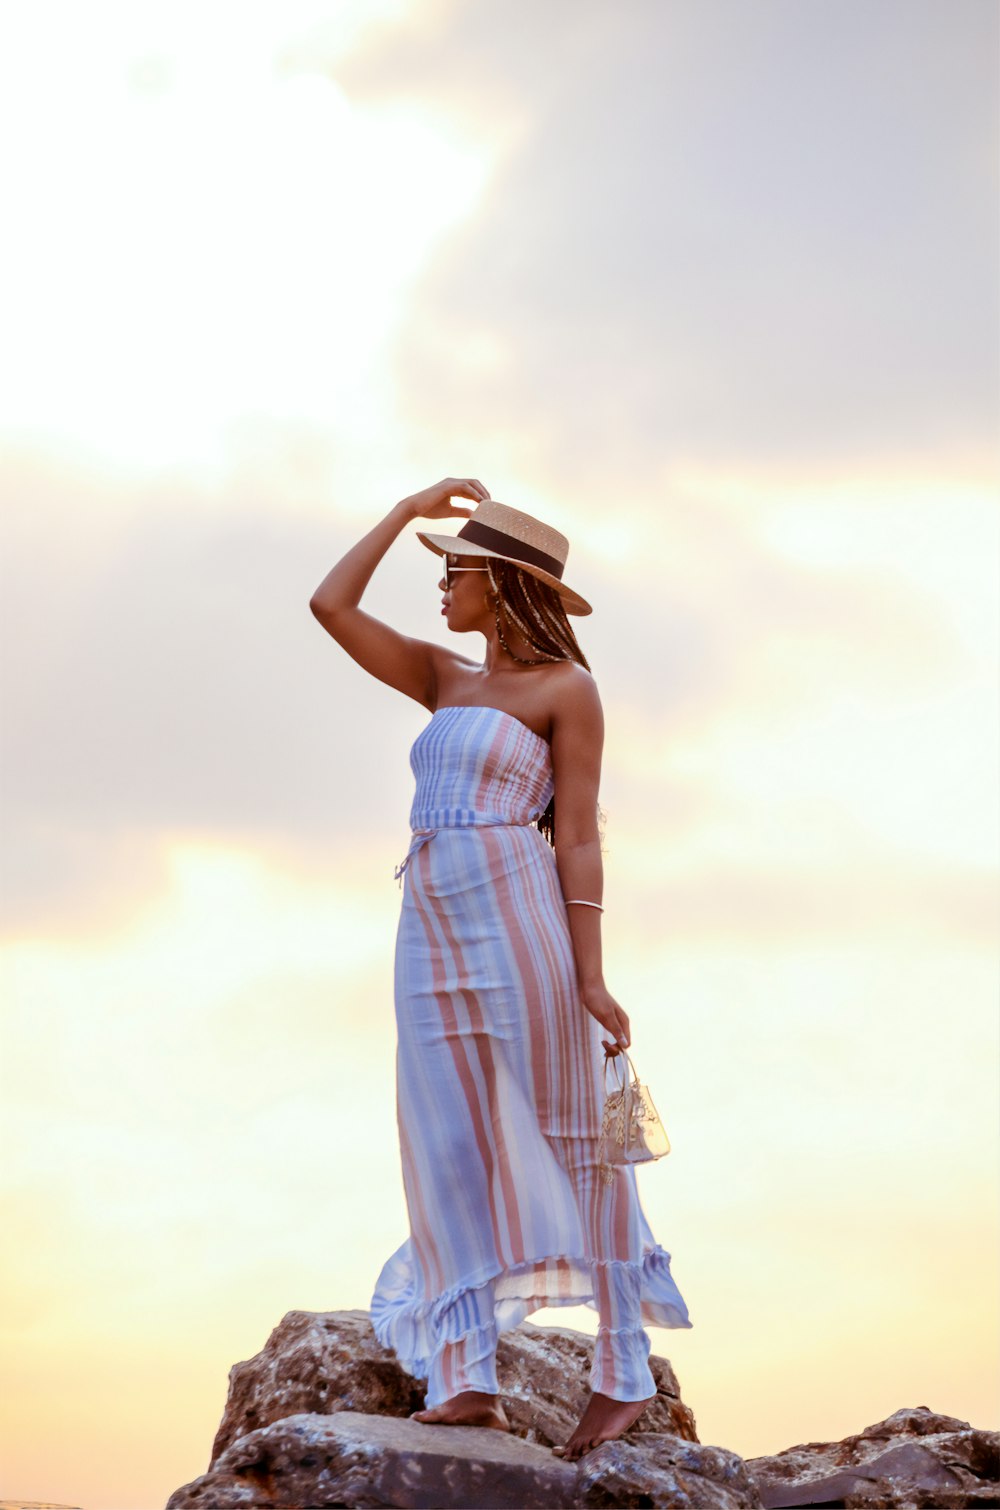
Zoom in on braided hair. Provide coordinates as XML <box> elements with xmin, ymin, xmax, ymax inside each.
<box><xmin>484</xmin><ymin>557</ymin><xmax>606</xmax><ymax>854</ymax></box>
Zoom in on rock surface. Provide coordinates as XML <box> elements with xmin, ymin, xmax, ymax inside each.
<box><xmin>172</xmin><ymin>1410</ymin><xmax>754</xmax><ymax>1509</ymax></box>
<box><xmin>166</xmin><ymin>1309</ymin><xmax>999</xmax><ymax>1509</ymax></box>
<box><xmin>746</xmin><ymin>1405</ymin><xmax>1000</xmax><ymax>1509</ymax></box>
<box><xmin>0</xmin><ymin>1504</ymin><xmax>85</xmax><ymax>1510</ymax></box>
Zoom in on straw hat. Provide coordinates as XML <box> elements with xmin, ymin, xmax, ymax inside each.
<box><xmin>415</xmin><ymin>498</ymin><xmax>592</xmax><ymax>616</ymax></box>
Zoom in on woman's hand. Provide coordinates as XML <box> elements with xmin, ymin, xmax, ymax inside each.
<box><xmin>398</xmin><ymin>477</ymin><xmax>491</xmax><ymax>522</ymax></box>
<box><xmin>580</xmin><ymin>982</ymin><xmax>631</xmax><ymax>1059</ymax></box>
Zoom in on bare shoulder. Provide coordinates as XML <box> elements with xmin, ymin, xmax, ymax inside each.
<box><xmin>549</xmin><ymin>661</ymin><xmax>604</xmax><ymax>738</ymax></box>
<box><xmin>428</xmin><ymin>643</ymin><xmax>480</xmax><ymax>706</ymax></box>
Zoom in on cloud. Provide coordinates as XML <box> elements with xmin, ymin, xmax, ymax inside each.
<box><xmin>1</xmin><ymin>0</ymin><xmax>994</xmax><ymax>945</ymax></box>
<box><xmin>0</xmin><ymin>448</ymin><xmax>431</xmax><ymax>934</ymax></box>
<box><xmin>2</xmin><ymin>445</ymin><xmax>990</xmax><ymax>947</ymax></box>
<box><xmin>327</xmin><ymin>0</ymin><xmax>997</xmax><ymax>485</ymax></box>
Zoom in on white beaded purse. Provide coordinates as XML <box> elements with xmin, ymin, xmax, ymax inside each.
<box><xmin>597</xmin><ymin>1049</ymin><xmax>671</xmax><ymax>1185</ymax></box>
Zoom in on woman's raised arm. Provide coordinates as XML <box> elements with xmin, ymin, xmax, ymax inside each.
<box><xmin>309</xmin><ymin>478</ymin><xmax>489</xmax><ymax>709</ymax></box>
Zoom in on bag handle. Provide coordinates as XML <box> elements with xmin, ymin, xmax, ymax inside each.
<box><xmin>604</xmin><ymin>1047</ymin><xmax>639</xmax><ymax>1093</ymax></box>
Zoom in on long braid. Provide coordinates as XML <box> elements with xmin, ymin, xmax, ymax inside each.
<box><xmin>494</xmin><ymin>559</ymin><xmax>584</xmax><ymax>664</ymax></box>
<box><xmin>484</xmin><ymin>558</ymin><xmax>606</xmax><ymax>853</ymax></box>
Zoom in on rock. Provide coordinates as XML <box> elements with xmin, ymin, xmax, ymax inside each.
<box><xmin>168</xmin><ymin>1409</ymin><xmax>758</xmax><ymax>1509</ymax></box>
<box><xmin>746</xmin><ymin>1405</ymin><xmax>1000</xmax><ymax>1508</ymax></box>
<box><xmin>168</xmin><ymin>1308</ymin><xmax>743</xmax><ymax>1508</ymax></box>
<box><xmin>0</xmin><ymin>1503</ymin><xmax>85</xmax><ymax>1510</ymax></box>
<box><xmin>209</xmin><ymin>1309</ymin><xmax>422</xmax><ymax>1463</ymax></box>
<box><xmin>209</xmin><ymin>1308</ymin><xmax>697</xmax><ymax>1463</ymax></box>
<box><xmin>167</xmin><ymin>1311</ymin><xmax>998</xmax><ymax>1508</ymax></box>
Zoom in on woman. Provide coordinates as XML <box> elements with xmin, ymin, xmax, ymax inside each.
<box><xmin>309</xmin><ymin>477</ymin><xmax>692</xmax><ymax>1462</ymax></box>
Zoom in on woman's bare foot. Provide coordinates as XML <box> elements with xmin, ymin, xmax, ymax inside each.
<box><xmin>552</xmin><ymin>1390</ymin><xmax>655</xmax><ymax>1461</ymax></box>
<box><xmin>410</xmin><ymin>1389</ymin><xmax>511</xmax><ymax>1431</ymax></box>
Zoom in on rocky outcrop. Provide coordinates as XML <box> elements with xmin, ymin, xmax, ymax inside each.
<box><xmin>172</xmin><ymin>1411</ymin><xmax>754</xmax><ymax>1508</ymax></box>
<box><xmin>746</xmin><ymin>1406</ymin><xmax>999</xmax><ymax>1508</ymax></box>
<box><xmin>0</xmin><ymin>1503</ymin><xmax>85</xmax><ymax>1510</ymax></box>
<box><xmin>166</xmin><ymin>1310</ymin><xmax>999</xmax><ymax>1509</ymax></box>
<box><xmin>207</xmin><ymin>1308</ymin><xmax>696</xmax><ymax>1462</ymax></box>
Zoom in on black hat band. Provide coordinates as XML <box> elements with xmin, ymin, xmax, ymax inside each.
<box><xmin>456</xmin><ymin>519</ymin><xmax>565</xmax><ymax>580</ymax></box>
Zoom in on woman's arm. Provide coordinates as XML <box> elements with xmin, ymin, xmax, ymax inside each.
<box><xmin>550</xmin><ymin>670</ymin><xmax>631</xmax><ymax>1053</ymax></box>
<box><xmin>309</xmin><ymin>478</ymin><xmax>489</xmax><ymax>708</ymax></box>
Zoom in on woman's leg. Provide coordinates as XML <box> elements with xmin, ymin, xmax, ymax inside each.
<box><xmin>547</xmin><ymin>1133</ymin><xmax>657</xmax><ymax>1401</ymax></box>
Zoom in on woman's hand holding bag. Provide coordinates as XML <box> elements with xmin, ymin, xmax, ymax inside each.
<box><xmin>597</xmin><ymin>1047</ymin><xmax>671</xmax><ymax>1185</ymax></box>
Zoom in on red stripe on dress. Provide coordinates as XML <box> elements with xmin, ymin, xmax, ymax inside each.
<box><xmin>479</xmin><ymin>826</ymin><xmax>559</xmax><ymax>1134</ymax></box>
<box><xmin>472</xmin><ymin>718</ymin><xmax>511</xmax><ymax>808</ymax></box>
<box><xmin>612</xmin><ymin>1164</ymin><xmax>633</xmax><ymax>1258</ymax></box>
<box><xmin>485</xmin><ymin>824</ymin><xmax>596</xmax><ymax>1141</ymax></box>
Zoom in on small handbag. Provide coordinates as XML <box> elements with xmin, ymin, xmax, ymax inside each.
<box><xmin>597</xmin><ymin>1048</ymin><xmax>671</xmax><ymax>1184</ymax></box>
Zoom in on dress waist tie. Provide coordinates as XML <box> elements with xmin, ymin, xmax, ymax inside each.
<box><xmin>393</xmin><ymin>829</ymin><xmax>438</xmax><ymax>887</ymax></box>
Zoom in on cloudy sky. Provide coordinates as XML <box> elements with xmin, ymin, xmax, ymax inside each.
<box><xmin>1</xmin><ymin>2</ymin><xmax>997</xmax><ymax>1507</ymax></box>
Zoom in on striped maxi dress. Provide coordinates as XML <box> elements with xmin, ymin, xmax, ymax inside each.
<box><xmin>369</xmin><ymin>703</ymin><xmax>692</xmax><ymax>1408</ymax></box>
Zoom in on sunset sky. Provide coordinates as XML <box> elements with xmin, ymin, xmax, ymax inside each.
<box><xmin>1</xmin><ymin>2</ymin><xmax>997</xmax><ymax>1507</ymax></box>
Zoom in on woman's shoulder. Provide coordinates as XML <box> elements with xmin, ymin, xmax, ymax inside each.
<box><xmin>549</xmin><ymin>658</ymin><xmax>600</xmax><ymax>701</ymax></box>
<box><xmin>547</xmin><ymin>660</ymin><xmax>603</xmax><ymax>731</ymax></box>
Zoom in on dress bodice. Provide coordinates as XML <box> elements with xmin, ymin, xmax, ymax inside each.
<box><xmin>408</xmin><ymin>705</ymin><xmax>554</xmax><ymax>829</ymax></box>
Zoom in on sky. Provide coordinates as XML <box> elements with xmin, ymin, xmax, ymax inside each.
<box><xmin>1</xmin><ymin>2</ymin><xmax>997</xmax><ymax>1507</ymax></box>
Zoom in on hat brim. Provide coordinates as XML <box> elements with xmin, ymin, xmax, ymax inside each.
<box><xmin>415</xmin><ymin>529</ymin><xmax>592</xmax><ymax>616</ymax></box>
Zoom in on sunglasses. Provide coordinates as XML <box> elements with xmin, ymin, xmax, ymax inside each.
<box><xmin>443</xmin><ymin>560</ymin><xmax>490</xmax><ymax>589</ymax></box>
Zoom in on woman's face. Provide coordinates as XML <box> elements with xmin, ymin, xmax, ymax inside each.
<box><xmin>438</xmin><ymin>552</ymin><xmax>491</xmax><ymax>630</ymax></box>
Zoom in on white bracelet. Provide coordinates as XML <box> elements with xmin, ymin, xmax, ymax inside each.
<box><xmin>565</xmin><ymin>898</ymin><xmax>604</xmax><ymax>912</ymax></box>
